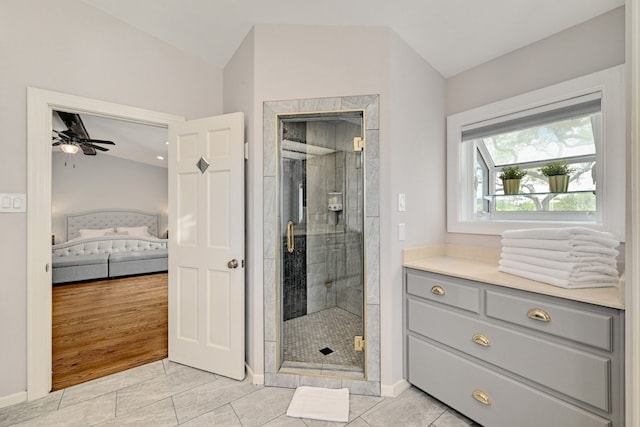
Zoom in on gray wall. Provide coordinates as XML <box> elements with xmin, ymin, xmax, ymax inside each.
<box><xmin>235</xmin><ymin>23</ymin><xmax>446</xmax><ymax>394</ymax></box>
<box><xmin>386</xmin><ymin>31</ymin><xmax>447</xmax><ymax>391</ymax></box>
<box><xmin>52</xmin><ymin>153</ymin><xmax>168</xmax><ymax>243</ymax></box>
<box><xmin>446</xmin><ymin>6</ymin><xmax>625</xmax><ymax>116</ymax></box>
<box><xmin>222</xmin><ymin>27</ymin><xmax>258</xmax><ymax>376</ymax></box>
<box><xmin>0</xmin><ymin>0</ymin><xmax>222</xmax><ymax>399</ymax></box>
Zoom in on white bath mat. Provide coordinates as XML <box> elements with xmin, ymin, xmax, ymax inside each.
<box><xmin>286</xmin><ymin>386</ymin><xmax>350</xmax><ymax>422</ymax></box>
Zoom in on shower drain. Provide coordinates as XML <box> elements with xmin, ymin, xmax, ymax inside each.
<box><xmin>319</xmin><ymin>347</ymin><xmax>334</xmax><ymax>355</ymax></box>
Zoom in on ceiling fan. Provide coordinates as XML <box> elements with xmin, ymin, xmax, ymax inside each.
<box><xmin>52</xmin><ymin>111</ymin><xmax>115</xmax><ymax>156</ymax></box>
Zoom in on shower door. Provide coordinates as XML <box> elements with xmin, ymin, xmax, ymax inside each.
<box><xmin>277</xmin><ymin>110</ymin><xmax>366</xmax><ymax>376</ymax></box>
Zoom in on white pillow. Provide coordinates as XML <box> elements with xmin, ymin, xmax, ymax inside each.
<box><xmin>105</xmin><ymin>230</ymin><xmax>129</xmax><ymax>236</ymax></box>
<box><xmin>116</xmin><ymin>226</ymin><xmax>150</xmax><ymax>237</ymax></box>
<box><xmin>78</xmin><ymin>228</ymin><xmax>114</xmax><ymax>239</ymax></box>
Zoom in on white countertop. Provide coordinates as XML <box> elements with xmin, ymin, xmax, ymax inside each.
<box><xmin>403</xmin><ymin>245</ymin><xmax>625</xmax><ymax>310</ymax></box>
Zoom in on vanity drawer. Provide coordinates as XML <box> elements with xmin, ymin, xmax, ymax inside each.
<box><xmin>407</xmin><ymin>336</ymin><xmax>610</xmax><ymax>427</ymax></box>
<box><xmin>406</xmin><ymin>270</ymin><xmax>480</xmax><ymax>313</ymax></box>
<box><xmin>408</xmin><ymin>299</ymin><xmax>611</xmax><ymax>411</ymax></box>
<box><xmin>485</xmin><ymin>290</ymin><xmax>613</xmax><ymax>351</ymax></box>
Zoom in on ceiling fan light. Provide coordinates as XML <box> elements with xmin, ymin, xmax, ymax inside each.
<box><xmin>60</xmin><ymin>143</ymin><xmax>80</xmax><ymax>154</ymax></box>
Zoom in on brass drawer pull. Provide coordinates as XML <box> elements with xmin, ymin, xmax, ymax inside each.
<box><xmin>527</xmin><ymin>308</ymin><xmax>551</xmax><ymax>323</ymax></box>
<box><xmin>431</xmin><ymin>285</ymin><xmax>445</xmax><ymax>296</ymax></box>
<box><xmin>472</xmin><ymin>390</ymin><xmax>492</xmax><ymax>405</ymax></box>
<box><xmin>472</xmin><ymin>333</ymin><xmax>491</xmax><ymax>347</ymax></box>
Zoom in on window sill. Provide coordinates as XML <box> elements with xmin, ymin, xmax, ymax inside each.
<box><xmin>484</xmin><ymin>189</ymin><xmax>595</xmax><ymax>199</ymax></box>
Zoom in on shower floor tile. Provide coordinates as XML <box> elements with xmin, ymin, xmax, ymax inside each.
<box><xmin>283</xmin><ymin>306</ymin><xmax>364</xmax><ymax>370</ymax></box>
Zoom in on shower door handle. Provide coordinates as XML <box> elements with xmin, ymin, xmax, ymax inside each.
<box><xmin>287</xmin><ymin>220</ymin><xmax>295</xmax><ymax>253</ymax></box>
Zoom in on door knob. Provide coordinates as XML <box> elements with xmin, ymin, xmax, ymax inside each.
<box><xmin>227</xmin><ymin>259</ymin><xmax>239</xmax><ymax>269</ymax></box>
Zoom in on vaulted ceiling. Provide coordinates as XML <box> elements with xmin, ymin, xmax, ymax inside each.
<box><xmin>81</xmin><ymin>0</ymin><xmax>623</xmax><ymax>78</ymax></box>
<box><xmin>67</xmin><ymin>0</ymin><xmax>624</xmax><ymax>167</ymax></box>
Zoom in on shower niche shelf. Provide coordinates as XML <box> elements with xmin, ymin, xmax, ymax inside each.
<box><xmin>328</xmin><ymin>192</ymin><xmax>343</xmax><ymax>212</ymax></box>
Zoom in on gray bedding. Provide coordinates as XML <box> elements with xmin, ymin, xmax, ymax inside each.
<box><xmin>51</xmin><ymin>210</ymin><xmax>168</xmax><ymax>284</ymax></box>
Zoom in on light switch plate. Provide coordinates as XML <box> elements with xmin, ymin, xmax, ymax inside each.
<box><xmin>398</xmin><ymin>193</ymin><xmax>406</xmax><ymax>212</ymax></box>
<box><xmin>398</xmin><ymin>223</ymin><xmax>406</xmax><ymax>241</ymax></box>
<box><xmin>0</xmin><ymin>193</ymin><xmax>26</xmax><ymax>213</ymax></box>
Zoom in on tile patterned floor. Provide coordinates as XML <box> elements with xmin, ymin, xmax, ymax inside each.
<box><xmin>283</xmin><ymin>307</ymin><xmax>364</xmax><ymax>370</ymax></box>
<box><xmin>0</xmin><ymin>360</ymin><xmax>480</xmax><ymax>426</ymax></box>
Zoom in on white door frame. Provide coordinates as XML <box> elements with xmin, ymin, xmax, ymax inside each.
<box><xmin>26</xmin><ymin>87</ymin><xmax>184</xmax><ymax>400</ymax></box>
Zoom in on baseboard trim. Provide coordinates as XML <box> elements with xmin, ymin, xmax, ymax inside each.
<box><xmin>245</xmin><ymin>363</ymin><xmax>264</xmax><ymax>385</ymax></box>
<box><xmin>0</xmin><ymin>391</ymin><xmax>27</xmax><ymax>409</ymax></box>
<box><xmin>381</xmin><ymin>379</ymin><xmax>411</xmax><ymax>397</ymax></box>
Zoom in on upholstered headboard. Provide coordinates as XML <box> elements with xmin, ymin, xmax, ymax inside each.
<box><xmin>66</xmin><ymin>209</ymin><xmax>160</xmax><ymax>241</ymax></box>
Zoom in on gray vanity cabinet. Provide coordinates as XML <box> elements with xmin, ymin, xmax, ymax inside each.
<box><xmin>403</xmin><ymin>268</ymin><xmax>624</xmax><ymax>427</ymax></box>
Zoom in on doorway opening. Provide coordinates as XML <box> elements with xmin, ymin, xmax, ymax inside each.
<box><xmin>49</xmin><ymin>109</ymin><xmax>171</xmax><ymax>389</ymax></box>
<box><xmin>27</xmin><ymin>87</ymin><xmax>184</xmax><ymax>400</ymax></box>
<box><xmin>278</xmin><ymin>111</ymin><xmax>366</xmax><ymax>377</ymax></box>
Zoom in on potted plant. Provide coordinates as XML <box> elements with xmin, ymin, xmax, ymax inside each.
<box><xmin>539</xmin><ymin>161</ymin><xmax>575</xmax><ymax>193</ymax></box>
<box><xmin>498</xmin><ymin>166</ymin><xmax>527</xmax><ymax>195</ymax></box>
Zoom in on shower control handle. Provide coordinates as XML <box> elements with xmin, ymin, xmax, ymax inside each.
<box><xmin>287</xmin><ymin>221</ymin><xmax>295</xmax><ymax>253</ymax></box>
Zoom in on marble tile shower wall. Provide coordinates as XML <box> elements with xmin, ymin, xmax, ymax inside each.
<box><xmin>282</xmin><ymin>235</ymin><xmax>306</xmax><ymax>321</ymax></box>
<box><xmin>305</xmin><ymin>120</ymin><xmax>364</xmax><ymax>315</ymax></box>
<box><xmin>306</xmin><ymin>231</ymin><xmax>363</xmax><ymax>316</ymax></box>
<box><xmin>281</xmin><ymin>121</ymin><xmax>363</xmax><ymax>319</ymax></box>
<box><xmin>264</xmin><ymin>95</ymin><xmax>380</xmax><ymax>395</ymax></box>
<box><xmin>306</xmin><ymin>122</ymin><xmax>336</xmax><ymax>233</ymax></box>
<box><xmin>281</xmin><ymin>157</ymin><xmax>308</xmax><ymax>321</ymax></box>
<box><xmin>305</xmin><ymin>145</ymin><xmax>340</xmax><ymax>315</ymax></box>
<box><xmin>281</xmin><ymin>159</ymin><xmax>305</xmax><ymax>230</ymax></box>
<box><xmin>339</xmin><ymin>231</ymin><xmax>364</xmax><ymax>316</ymax></box>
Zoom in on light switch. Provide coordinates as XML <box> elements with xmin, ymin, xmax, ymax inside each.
<box><xmin>0</xmin><ymin>193</ymin><xmax>26</xmax><ymax>213</ymax></box>
<box><xmin>398</xmin><ymin>193</ymin><xmax>406</xmax><ymax>212</ymax></box>
<box><xmin>398</xmin><ymin>223</ymin><xmax>406</xmax><ymax>241</ymax></box>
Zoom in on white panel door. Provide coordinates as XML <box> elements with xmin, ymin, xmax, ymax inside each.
<box><xmin>168</xmin><ymin>112</ymin><xmax>245</xmax><ymax>380</ymax></box>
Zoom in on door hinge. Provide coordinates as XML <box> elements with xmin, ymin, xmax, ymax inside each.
<box><xmin>244</xmin><ymin>142</ymin><xmax>249</xmax><ymax>160</ymax></box>
<box><xmin>354</xmin><ymin>335</ymin><xmax>365</xmax><ymax>352</ymax></box>
<box><xmin>353</xmin><ymin>137</ymin><xmax>364</xmax><ymax>152</ymax></box>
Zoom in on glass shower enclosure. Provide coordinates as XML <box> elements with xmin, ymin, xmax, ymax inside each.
<box><xmin>277</xmin><ymin>110</ymin><xmax>366</xmax><ymax>377</ymax></box>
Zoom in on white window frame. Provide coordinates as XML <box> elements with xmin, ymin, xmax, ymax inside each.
<box><xmin>446</xmin><ymin>65</ymin><xmax>626</xmax><ymax>241</ymax></box>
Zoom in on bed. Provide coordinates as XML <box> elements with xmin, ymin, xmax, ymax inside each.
<box><xmin>51</xmin><ymin>210</ymin><xmax>168</xmax><ymax>284</ymax></box>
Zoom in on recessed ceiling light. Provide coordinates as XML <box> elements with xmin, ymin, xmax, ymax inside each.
<box><xmin>165</xmin><ymin>141</ymin><xmax>169</xmax><ymax>145</ymax></box>
<box><xmin>157</xmin><ymin>156</ymin><xmax>165</xmax><ymax>160</ymax></box>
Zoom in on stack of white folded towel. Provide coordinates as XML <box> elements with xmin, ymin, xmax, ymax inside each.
<box><xmin>498</xmin><ymin>227</ymin><xmax>620</xmax><ymax>289</ymax></box>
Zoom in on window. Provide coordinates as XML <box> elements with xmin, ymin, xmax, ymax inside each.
<box><xmin>467</xmin><ymin>93</ymin><xmax>600</xmax><ymax>219</ymax></box>
<box><xmin>447</xmin><ymin>66</ymin><xmax>625</xmax><ymax>240</ymax></box>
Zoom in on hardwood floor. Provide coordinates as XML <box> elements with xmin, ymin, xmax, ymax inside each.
<box><xmin>52</xmin><ymin>273</ymin><xmax>168</xmax><ymax>391</ymax></box>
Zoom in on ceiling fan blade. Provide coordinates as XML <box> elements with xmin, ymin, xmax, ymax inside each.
<box><xmin>52</xmin><ymin>141</ymin><xmax>62</xmax><ymax>146</ymax></box>
<box><xmin>80</xmin><ymin>144</ymin><xmax>97</xmax><ymax>156</ymax></box>
<box><xmin>79</xmin><ymin>138</ymin><xmax>115</xmax><ymax>145</ymax></box>
<box><xmin>55</xmin><ymin>111</ymin><xmax>116</xmax><ymax>157</ymax></box>
<box><xmin>56</xmin><ymin>111</ymin><xmax>90</xmax><ymax>139</ymax></box>
<box><xmin>60</xmin><ymin>129</ymin><xmax>78</xmax><ymax>139</ymax></box>
<box><xmin>82</xmin><ymin>142</ymin><xmax>110</xmax><ymax>151</ymax></box>
<box><xmin>52</xmin><ymin>130</ymin><xmax>70</xmax><ymax>140</ymax></box>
